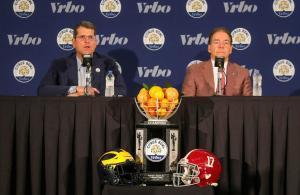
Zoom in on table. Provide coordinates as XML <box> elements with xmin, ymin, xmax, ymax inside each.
<box><xmin>102</xmin><ymin>184</ymin><xmax>213</xmax><ymax>195</ymax></box>
<box><xmin>0</xmin><ymin>96</ymin><xmax>299</xmax><ymax>195</ymax></box>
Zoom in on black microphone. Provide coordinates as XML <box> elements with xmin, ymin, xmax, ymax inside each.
<box><xmin>214</xmin><ymin>56</ymin><xmax>224</xmax><ymax>69</ymax></box>
<box><xmin>104</xmin><ymin>58</ymin><xmax>115</xmax><ymax>72</ymax></box>
<box><xmin>82</xmin><ymin>54</ymin><xmax>93</xmax><ymax>68</ymax></box>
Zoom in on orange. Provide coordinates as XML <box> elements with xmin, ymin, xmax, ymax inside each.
<box><xmin>148</xmin><ymin>108</ymin><xmax>157</xmax><ymax>117</ymax></box>
<box><xmin>165</xmin><ymin>87</ymin><xmax>179</xmax><ymax>101</ymax></box>
<box><xmin>140</xmin><ymin>103</ymin><xmax>147</xmax><ymax>111</ymax></box>
<box><xmin>139</xmin><ymin>88</ymin><xmax>148</xmax><ymax>94</ymax></box>
<box><xmin>160</xmin><ymin>98</ymin><xmax>169</xmax><ymax>108</ymax></box>
<box><xmin>157</xmin><ymin>108</ymin><xmax>167</xmax><ymax>117</ymax></box>
<box><xmin>172</xmin><ymin>98</ymin><xmax>179</xmax><ymax>105</ymax></box>
<box><xmin>137</xmin><ymin>89</ymin><xmax>149</xmax><ymax>104</ymax></box>
<box><xmin>152</xmin><ymin>90</ymin><xmax>164</xmax><ymax>100</ymax></box>
<box><xmin>147</xmin><ymin>97</ymin><xmax>157</xmax><ymax>109</ymax></box>
<box><xmin>149</xmin><ymin>86</ymin><xmax>163</xmax><ymax>98</ymax></box>
<box><xmin>168</xmin><ymin>101</ymin><xmax>176</xmax><ymax>111</ymax></box>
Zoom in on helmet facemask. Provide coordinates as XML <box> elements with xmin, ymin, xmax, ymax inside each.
<box><xmin>172</xmin><ymin>149</ymin><xmax>222</xmax><ymax>187</ymax></box>
<box><xmin>173</xmin><ymin>159</ymin><xmax>200</xmax><ymax>187</ymax></box>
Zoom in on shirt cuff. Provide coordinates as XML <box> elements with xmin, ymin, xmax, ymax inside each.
<box><xmin>68</xmin><ymin>86</ymin><xmax>77</xmax><ymax>94</ymax></box>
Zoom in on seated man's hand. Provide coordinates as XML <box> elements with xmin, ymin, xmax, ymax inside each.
<box><xmin>86</xmin><ymin>87</ymin><xmax>100</xmax><ymax>96</ymax></box>
<box><xmin>67</xmin><ymin>86</ymin><xmax>100</xmax><ymax>97</ymax></box>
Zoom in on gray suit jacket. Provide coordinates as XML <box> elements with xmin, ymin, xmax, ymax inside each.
<box><xmin>182</xmin><ymin>60</ymin><xmax>252</xmax><ymax>96</ymax></box>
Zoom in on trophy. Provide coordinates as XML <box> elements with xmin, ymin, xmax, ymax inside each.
<box><xmin>135</xmin><ymin>86</ymin><xmax>181</xmax><ymax>185</ymax></box>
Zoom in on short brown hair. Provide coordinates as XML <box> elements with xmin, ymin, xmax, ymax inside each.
<box><xmin>208</xmin><ymin>27</ymin><xmax>232</xmax><ymax>44</ymax></box>
<box><xmin>73</xmin><ymin>20</ymin><xmax>96</xmax><ymax>38</ymax></box>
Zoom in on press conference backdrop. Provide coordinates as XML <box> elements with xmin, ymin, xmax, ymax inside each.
<box><xmin>0</xmin><ymin>0</ymin><xmax>299</xmax><ymax>96</ymax></box>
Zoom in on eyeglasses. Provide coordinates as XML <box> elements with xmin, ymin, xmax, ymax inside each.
<box><xmin>76</xmin><ymin>35</ymin><xmax>96</xmax><ymax>41</ymax></box>
<box><xmin>211</xmin><ymin>40</ymin><xmax>231</xmax><ymax>46</ymax></box>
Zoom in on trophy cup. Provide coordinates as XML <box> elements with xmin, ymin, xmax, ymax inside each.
<box><xmin>135</xmin><ymin>86</ymin><xmax>181</xmax><ymax>185</ymax></box>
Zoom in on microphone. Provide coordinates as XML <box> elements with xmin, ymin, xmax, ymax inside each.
<box><xmin>82</xmin><ymin>54</ymin><xmax>93</xmax><ymax>68</ymax></box>
<box><xmin>104</xmin><ymin>58</ymin><xmax>115</xmax><ymax>72</ymax></box>
<box><xmin>214</xmin><ymin>56</ymin><xmax>224</xmax><ymax>69</ymax></box>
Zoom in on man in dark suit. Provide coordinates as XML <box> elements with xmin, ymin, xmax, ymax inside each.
<box><xmin>38</xmin><ymin>21</ymin><xmax>127</xmax><ymax>96</ymax></box>
<box><xmin>182</xmin><ymin>27</ymin><xmax>252</xmax><ymax>96</ymax></box>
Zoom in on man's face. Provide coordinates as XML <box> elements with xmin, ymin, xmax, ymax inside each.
<box><xmin>72</xmin><ymin>26</ymin><xmax>97</xmax><ymax>59</ymax></box>
<box><xmin>208</xmin><ymin>31</ymin><xmax>232</xmax><ymax>61</ymax></box>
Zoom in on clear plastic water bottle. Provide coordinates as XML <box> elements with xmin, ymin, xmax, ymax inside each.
<box><xmin>257</xmin><ymin>71</ymin><xmax>262</xmax><ymax>96</ymax></box>
<box><xmin>105</xmin><ymin>70</ymin><xmax>115</xmax><ymax>97</ymax></box>
<box><xmin>252</xmin><ymin>69</ymin><xmax>262</xmax><ymax>96</ymax></box>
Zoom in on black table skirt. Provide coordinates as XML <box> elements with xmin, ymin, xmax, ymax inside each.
<box><xmin>102</xmin><ymin>184</ymin><xmax>213</xmax><ymax>195</ymax></box>
<box><xmin>0</xmin><ymin>96</ymin><xmax>299</xmax><ymax>195</ymax></box>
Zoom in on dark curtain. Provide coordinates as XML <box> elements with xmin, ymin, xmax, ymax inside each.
<box><xmin>0</xmin><ymin>96</ymin><xmax>299</xmax><ymax>195</ymax></box>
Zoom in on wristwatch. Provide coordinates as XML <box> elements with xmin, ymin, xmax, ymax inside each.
<box><xmin>68</xmin><ymin>86</ymin><xmax>77</xmax><ymax>94</ymax></box>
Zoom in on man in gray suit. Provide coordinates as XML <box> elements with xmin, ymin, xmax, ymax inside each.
<box><xmin>182</xmin><ymin>27</ymin><xmax>252</xmax><ymax>96</ymax></box>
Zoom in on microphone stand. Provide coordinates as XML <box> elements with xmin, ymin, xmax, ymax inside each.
<box><xmin>215</xmin><ymin>56</ymin><xmax>225</xmax><ymax>96</ymax></box>
<box><xmin>83</xmin><ymin>54</ymin><xmax>92</xmax><ymax>96</ymax></box>
<box><xmin>216</xmin><ymin>67</ymin><xmax>223</xmax><ymax>96</ymax></box>
<box><xmin>85</xmin><ymin>64</ymin><xmax>91</xmax><ymax>96</ymax></box>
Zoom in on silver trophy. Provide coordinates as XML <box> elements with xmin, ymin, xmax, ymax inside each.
<box><xmin>135</xmin><ymin>89</ymin><xmax>181</xmax><ymax>185</ymax></box>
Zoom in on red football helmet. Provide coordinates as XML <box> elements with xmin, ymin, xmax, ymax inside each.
<box><xmin>173</xmin><ymin>149</ymin><xmax>222</xmax><ymax>187</ymax></box>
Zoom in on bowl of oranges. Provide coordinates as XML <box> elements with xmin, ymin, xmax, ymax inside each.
<box><xmin>135</xmin><ymin>85</ymin><xmax>181</xmax><ymax>122</ymax></box>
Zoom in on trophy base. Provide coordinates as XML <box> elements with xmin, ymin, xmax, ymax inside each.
<box><xmin>141</xmin><ymin>172</ymin><xmax>173</xmax><ymax>185</ymax></box>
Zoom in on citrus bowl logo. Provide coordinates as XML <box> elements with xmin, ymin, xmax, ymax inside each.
<box><xmin>273</xmin><ymin>0</ymin><xmax>294</xmax><ymax>18</ymax></box>
<box><xmin>13</xmin><ymin>60</ymin><xmax>35</xmax><ymax>83</ymax></box>
<box><xmin>273</xmin><ymin>59</ymin><xmax>295</xmax><ymax>82</ymax></box>
<box><xmin>143</xmin><ymin>28</ymin><xmax>165</xmax><ymax>51</ymax></box>
<box><xmin>144</xmin><ymin>138</ymin><xmax>168</xmax><ymax>162</ymax></box>
<box><xmin>100</xmin><ymin>0</ymin><xmax>121</xmax><ymax>18</ymax></box>
<box><xmin>13</xmin><ymin>0</ymin><xmax>35</xmax><ymax>18</ymax></box>
<box><xmin>57</xmin><ymin>28</ymin><xmax>74</xmax><ymax>51</ymax></box>
<box><xmin>231</xmin><ymin>28</ymin><xmax>251</xmax><ymax>50</ymax></box>
<box><xmin>186</xmin><ymin>0</ymin><xmax>208</xmax><ymax>18</ymax></box>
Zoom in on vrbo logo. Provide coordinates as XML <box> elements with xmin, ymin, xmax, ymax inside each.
<box><xmin>97</xmin><ymin>33</ymin><xmax>128</xmax><ymax>46</ymax></box>
<box><xmin>8</xmin><ymin>33</ymin><xmax>41</xmax><ymax>46</ymax></box>
<box><xmin>267</xmin><ymin>32</ymin><xmax>300</xmax><ymax>45</ymax></box>
<box><xmin>51</xmin><ymin>1</ymin><xmax>84</xmax><ymax>13</ymax></box>
<box><xmin>138</xmin><ymin>65</ymin><xmax>171</xmax><ymax>78</ymax></box>
<box><xmin>137</xmin><ymin>1</ymin><xmax>171</xmax><ymax>13</ymax></box>
<box><xmin>181</xmin><ymin>33</ymin><xmax>208</xmax><ymax>46</ymax></box>
<box><xmin>224</xmin><ymin>1</ymin><xmax>258</xmax><ymax>13</ymax></box>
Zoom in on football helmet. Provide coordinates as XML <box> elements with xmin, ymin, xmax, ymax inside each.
<box><xmin>173</xmin><ymin>149</ymin><xmax>222</xmax><ymax>187</ymax></box>
<box><xmin>98</xmin><ymin>149</ymin><xmax>141</xmax><ymax>185</ymax></box>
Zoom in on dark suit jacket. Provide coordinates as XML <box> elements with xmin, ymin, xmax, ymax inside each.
<box><xmin>182</xmin><ymin>60</ymin><xmax>252</xmax><ymax>96</ymax></box>
<box><xmin>38</xmin><ymin>52</ymin><xmax>127</xmax><ymax>96</ymax></box>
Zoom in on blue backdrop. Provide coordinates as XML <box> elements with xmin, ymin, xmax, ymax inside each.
<box><xmin>0</xmin><ymin>0</ymin><xmax>299</xmax><ymax>96</ymax></box>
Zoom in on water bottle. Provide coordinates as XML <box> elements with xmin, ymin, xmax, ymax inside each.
<box><xmin>105</xmin><ymin>70</ymin><xmax>115</xmax><ymax>97</ymax></box>
<box><xmin>252</xmin><ymin>70</ymin><xmax>262</xmax><ymax>96</ymax></box>
<box><xmin>257</xmin><ymin>71</ymin><xmax>262</xmax><ymax>96</ymax></box>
